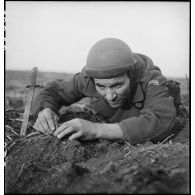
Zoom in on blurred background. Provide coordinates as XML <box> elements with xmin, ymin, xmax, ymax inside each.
<box><xmin>5</xmin><ymin>1</ymin><xmax>189</xmax><ymax>109</ymax></box>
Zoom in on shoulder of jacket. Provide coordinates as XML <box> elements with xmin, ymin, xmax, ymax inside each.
<box><xmin>140</xmin><ymin>70</ymin><xmax>167</xmax><ymax>91</ymax></box>
<box><xmin>133</xmin><ymin>53</ymin><xmax>161</xmax><ymax>72</ymax></box>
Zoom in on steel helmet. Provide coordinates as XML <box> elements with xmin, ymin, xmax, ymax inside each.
<box><xmin>83</xmin><ymin>38</ymin><xmax>137</xmax><ymax>78</ymax></box>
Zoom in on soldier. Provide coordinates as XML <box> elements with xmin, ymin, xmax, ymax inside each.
<box><xmin>32</xmin><ymin>38</ymin><xmax>176</xmax><ymax>144</ymax></box>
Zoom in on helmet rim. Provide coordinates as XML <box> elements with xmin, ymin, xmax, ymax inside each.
<box><xmin>85</xmin><ymin>38</ymin><xmax>136</xmax><ymax>78</ymax></box>
<box><xmin>83</xmin><ymin>60</ymin><xmax>137</xmax><ymax>78</ymax></box>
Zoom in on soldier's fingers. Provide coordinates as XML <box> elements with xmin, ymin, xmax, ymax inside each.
<box><xmin>54</xmin><ymin>121</ymin><xmax>58</xmax><ymax>130</ymax></box>
<box><xmin>48</xmin><ymin>119</ymin><xmax>56</xmax><ymax>131</ymax></box>
<box><xmin>44</xmin><ymin>112</ymin><xmax>55</xmax><ymax>131</ymax></box>
<box><xmin>69</xmin><ymin>131</ymin><xmax>82</xmax><ymax>141</ymax></box>
<box><xmin>53</xmin><ymin>115</ymin><xmax>59</xmax><ymax>128</ymax></box>
<box><xmin>33</xmin><ymin>121</ymin><xmax>45</xmax><ymax>133</ymax></box>
<box><xmin>56</xmin><ymin>127</ymin><xmax>74</xmax><ymax>139</ymax></box>
<box><xmin>53</xmin><ymin>115</ymin><xmax>59</xmax><ymax>129</ymax></box>
<box><xmin>46</xmin><ymin>110</ymin><xmax>59</xmax><ymax>130</ymax></box>
<box><xmin>54</xmin><ymin>122</ymin><xmax>69</xmax><ymax>136</ymax></box>
<box><xmin>39</xmin><ymin>115</ymin><xmax>51</xmax><ymax>133</ymax></box>
<box><xmin>37</xmin><ymin>118</ymin><xmax>47</xmax><ymax>133</ymax></box>
<box><xmin>33</xmin><ymin>123</ymin><xmax>38</xmax><ymax>131</ymax></box>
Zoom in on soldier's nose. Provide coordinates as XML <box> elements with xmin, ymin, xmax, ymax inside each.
<box><xmin>106</xmin><ymin>89</ymin><xmax>117</xmax><ymax>101</ymax></box>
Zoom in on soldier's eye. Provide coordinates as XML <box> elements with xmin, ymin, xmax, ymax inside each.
<box><xmin>113</xmin><ymin>84</ymin><xmax>122</xmax><ymax>89</ymax></box>
<box><xmin>116</xmin><ymin>85</ymin><xmax>122</xmax><ymax>89</ymax></box>
<box><xmin>99</xmin><ymin>86</ymin><xmax>105</xmax><ymax>90</ymax></box>
<box><xmin>96</xmin><ymin>84</ymin><xmax>105</xmax><ymax>90</ymax></box>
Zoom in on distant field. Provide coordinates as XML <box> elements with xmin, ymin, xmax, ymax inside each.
<box><xmin>5</xmin><ymin>70</ymin><xmax>74</xmax><ymax>108</ymax></box>
<box><xmin>5</xmin><ymin>70</ymin><xmax>189</xmax><ymax>93</ymax></box>
<box><xmin>5</xmin><ymin>70</ymin><xmax>189</xmax><ymax>109</ymax></box>
<box><xmin>6</xmin><ymin>70</ymin><xmax>74</xmax><ymax>90</ymax></box>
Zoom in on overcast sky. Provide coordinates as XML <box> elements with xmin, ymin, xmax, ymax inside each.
<box><xmin>5</xmin><ymin>1</ymin><xmax>189</xmax><ymax>77</ymax></box>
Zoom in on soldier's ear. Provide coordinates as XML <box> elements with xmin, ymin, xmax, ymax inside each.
<box><xmin>126</xmin><ymin>72</ymin><xmax>132</xmax><ymax>84</ymax></box>
<box><xmin>126</xmin><ymin>71</ymin><xmax>130</xmax><ymax>78</ymax></box>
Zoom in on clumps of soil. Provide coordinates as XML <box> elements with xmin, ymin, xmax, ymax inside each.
<box><xmin>5</xmin><ymin>107</ymin><xmax>189</xmax><ymax>194</ymax></box>
<box><xmin>171</xmin><ymin>104</ymin><xmax>189</xmax><ymax>142</ymax></box>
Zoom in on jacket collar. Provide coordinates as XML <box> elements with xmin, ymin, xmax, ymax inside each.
<box><xmin>129</xmin><ymin>54</ymin><xmax>145</xmax><ymax>103</ymax></box>
<box><xmin>132</xmin><ymin>81</ymin><xmax>145</xmax><ymax>103</ymax></box>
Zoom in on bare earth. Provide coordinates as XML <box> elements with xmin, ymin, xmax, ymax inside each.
<box><xmin>5</xmin><ymin>70</ymin><xmax>190</xmax><ymax>193</ymax></box>
<box><xmin>5</xmin><ymin>106</ymin><xmax>189</xmax><ymax>194</ymax></box>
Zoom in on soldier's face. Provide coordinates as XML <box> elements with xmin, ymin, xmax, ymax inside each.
<box><xmin>94</xmin><ymin>73</ymin><xmax>131</xmax><ymax>109</ymax></box>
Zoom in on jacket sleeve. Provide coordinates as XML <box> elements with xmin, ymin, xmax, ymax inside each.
<box><xmin>31</xmin><ymin>72</ymin><xmax>90</xmax><ymax>119</ymax></box>
<box><xmin>119</xmin><ymin>78</ymin><xmax>177</xmax><ymax>145</ymax></box>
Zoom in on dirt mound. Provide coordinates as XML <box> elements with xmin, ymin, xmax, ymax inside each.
<box><xmin>5</xmin><ymin>108</ymin><xmax>189</xmax><ymax>193</ymax></box>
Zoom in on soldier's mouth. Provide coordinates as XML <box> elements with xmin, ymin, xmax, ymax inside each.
<box><xmin>108</xmin><ymin>100</ymin><xmax>121</xmax><ymax>106</ymax></box>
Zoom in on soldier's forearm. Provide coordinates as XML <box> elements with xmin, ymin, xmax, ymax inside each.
<box><xmin>96</xmin><ymin>123</ymin><xmax>124</xmax><ymax>140</ymax></box>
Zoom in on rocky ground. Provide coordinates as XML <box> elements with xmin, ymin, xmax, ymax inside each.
<box><xmin>4</xmin><ymin>105</ymin><xmax>190</xmax><ymax>194</ymax></box>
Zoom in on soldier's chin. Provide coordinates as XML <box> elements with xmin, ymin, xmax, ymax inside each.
<box><xmin>108</xmin><ymin>102</ymin><xmax>121</xmax><ymax>109</ymax></box>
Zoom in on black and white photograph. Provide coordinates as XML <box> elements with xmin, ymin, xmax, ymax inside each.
<box><xmin>4</xmin><ymin>1</ymin><xmax>190</xmax><ymax>194</ymax></box>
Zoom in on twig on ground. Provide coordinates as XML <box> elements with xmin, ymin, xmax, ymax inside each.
<box><xmin>5</xmin><ymin>125</ymin><xmax>19</xmax><ymax>136</ymax></box>
<box><xmin>9</xmin><ymin>118</ymin><xmax>35</xmax><ymax>129</ymax></box>
<box><xmin>5</xmin><ymin>108</ymin><xmax>23</xmax><ymax>112</ymax></box>
<box><xmin>124</xmin><ymin>150</ymin><xmax>131</xmax><ymax>157</ymax></box>
<box><xmin>24</xmin><ymin>131</ymin><xmax>40</xmax><ymax>139</ymax></box>
<box><xmin>123</xmin><ymin>141</ymin><xmax>136</xmax><ymax>157</ymax></box>
<box><xmin>4</xmin><ymin>150</ymin><xmax>7</xmax><ymax>158</ymax></box>
<box><xmin>6</xmin><ymin>135</ymin><xmax>13</xmax><ymax>141</ymax></box>
<box><xmin>99</xmin><ymin>161</ymin><xmax>116</xmax><ymax>174</ymax></box>
<box><xmin>27</xmin><ymin>121</ymin><xmax>35</xmax><ymax>128</ymax></box>
<box><xmin>7</xmin><ymin>141</ymin><xmax>17</xmax><ymax>151</ymax></box>
<box><xmin>124</xmin><ymin>141</ymin><xmax>136</xmax><ymax>149</ymax></box>
<box><xmin>17</xmin><ymin>163</ymin><xmax>25</xmax><ymax>178</ymax></box>
<box><xmin>158</xmin><ymin>134</ymin><xmax>175</xmax><ymax>146</ymax></box>
<box><xmin>4</xmin><ymin>142</ymin><xmax>7</xmax><ymax>158</ymax></box>
<box><xmin>9</xmin><ymin>118</ymin><xmax>22</xmax><ymax>121</ymax></box>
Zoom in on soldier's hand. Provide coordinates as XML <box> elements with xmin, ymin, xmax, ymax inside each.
<box><xmin>54</xmin><ymin>118</ymin><xmax>99</xmax><ymax>141</ymax></box>
<box><xmin>33</xmin><ymin>108</ymin><xmax>59</xmax><ymax>134</ymax></box>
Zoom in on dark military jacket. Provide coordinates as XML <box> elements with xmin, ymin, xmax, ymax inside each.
<box><xmin>31</xmin><ymin>53</ymin><xmax>176</xmax><ymax>144</ymax></box>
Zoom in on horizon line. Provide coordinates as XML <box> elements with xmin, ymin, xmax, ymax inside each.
<box><xmin>5</xmin><ymin>69</ymin><xmax>188</xmax><ymax>79</ymax></box>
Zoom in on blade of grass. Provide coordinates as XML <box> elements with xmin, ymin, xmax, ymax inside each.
<box><xmin>5</xmin><ymin>125</ymin><xmax>19</xmax><ymax>136</ymax></box>
<box><xmin>185</xmin><ymin>73</ymin><xmax>189</xmax><ymax>91</ymax></box>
